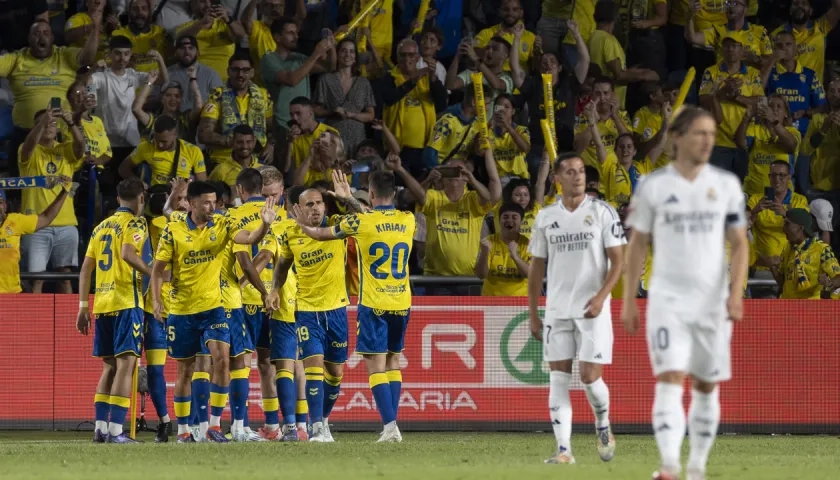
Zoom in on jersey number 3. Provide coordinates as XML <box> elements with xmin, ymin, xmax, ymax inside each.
<box><xmin>369</xmin><ymin>242</ymin><xmax>410</xmax><ymax>280</ymax></box>
<box><xmin>99</xmin><ymin>234</ymin><xmax>114</xmax><ymax>271</ymax></box>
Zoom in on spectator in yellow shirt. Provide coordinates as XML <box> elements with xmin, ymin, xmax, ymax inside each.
<box><xmin>685</xmin><ymin>0</ymin><xmax>772</xmax><ymax>70</ymax></box>
<box><xmin>474</xmin><ymin>0</ymin><xmax>537</xmax><ymax>72</ymax></box>
<box><xmin>112</xmin><ymin>0</ymin><xmax>171</xmax><ymax>74</ymax></box>
<box><xmin>573</xmin><ymin>77</ymin><xmax>631</xmax><ymax>172</ymax></box>
<box><xmin>801</xmin><ymin>79</ymin><xmax>840</xmax><ymax>200</ymax></box>
<box><xmin>747</xmin><ymin>161</ymin><xmax>810</xmax><ymax>270</ymax></box>
<box><xmin>209</xmin><ymin>125</ymin><xmax>267</xmax><ymax>187</ymax></box>
<box><xmin>632</xmin><ymin>81</ymin><xmax>678</xmax><ymax>164</ymax></box>
<box><xmin>64</xmin><ymin>0</ymin><xmax>119</xmax><ymax>56</ymax></box>
<box><xmin>119</xmin><ymin>115</ymin><xmax>208</xmax><ymax>186</ymax></box>
<box><xmin>476</xmin><ymin>202</ymin><xmax>531</xmax><ymax>296</ymax></box>
<box><xmin>176</xmin><ymin>0</ymin><xmax>245</xmax><ymax>82</ymax></box>
<box><xmin>0</xmin><ymin>181</ymin><xmax>72</xmax><ymax>294</ymax></box>
<box><xmin>772</xmin><ymin>0</ymin><xmax>840</xmax><ymax>85</ymax></box>
<box><xmin>19</xmin><ymin>109</ymin><xmax>87</xmax><ymax>294</ymax></box>
<box><xmin>699</xmin><ymin>36</ymin><xmax>764</xmax><ymax>181</ymax></box>
<box><xmin>767</xmin><ymin>208</ymin><xmax>840</xmax><ymax>299</ymax></box>
<box><xmin>240</xmin><ymin>0</ymin><xmax>306</xmax><ymax>86</ymax></box>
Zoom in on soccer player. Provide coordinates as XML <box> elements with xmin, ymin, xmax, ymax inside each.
<box><xmin>290</xmin><ymin>168</ymin><xmax>415</xmax><ymax>443</ymax></box>
<box><xmin>528</xmin><ymin>152</ymin><xmax>626</xmax><ymax>464</ymax></box>
<box><xmin>151</xmin><ymin>181</ymin><xmax>276</xmax><ymax>443</ymax></box>
<box><xmin>77</xmin><ymin>178</ymin><xmax>150</xmax><ymax>443</ymax></box>
<box><xmin>622</xmin><ymin>106</ymin><xmax>749</xmax><ymax>480</ymax></box>
<box><xmin>266</xmin><ymin>171</ymin><xmax>365</xmax><ymax>442</ymax></box>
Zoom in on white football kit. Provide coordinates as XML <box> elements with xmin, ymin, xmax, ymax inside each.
<box><xmin>626</xmin><ymin>164</ymin><xmax>746</xmax><ymax>382</ymax></box>
<box><xmin>528</xmin><ymin>196</ymin><xmax>626</xmax><ymax>364</ymax></box>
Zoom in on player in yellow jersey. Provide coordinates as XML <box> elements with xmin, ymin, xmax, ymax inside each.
<box><xmin>76</xmin><ymin>179</ymin><xmax>149</xmax><ymax>443</ymax></box>
<box><xmin>151</xmin><ymin>180</ymin><xmax>276</xmax><ymax>442</ymax></box>
<box><xmin>266</xmin><ymin>171</ymin><xmax>365</xmax><ymax>442</ymax></box>
<box><xmin>289</xmin><ymin>170</ymin><xmax>414</xmax><ymax>443</ymax></box>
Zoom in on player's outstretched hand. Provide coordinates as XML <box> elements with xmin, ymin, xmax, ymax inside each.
<box><xmin>261</xmin><ymin>196</ymin><xmax>277</xmax><ymax>224</ymax></box>
<box><xmin>328</xmin><ymin>169</ymin><xmax>353</xmax><ymax>200</ymax></box>
<box><xmin>291</xmin><ymin>204</ymin><xmax>305</xmax><ymax>225</ymax></box>
<box><xmin>583</xmin><ymin>293</ymin><xmax>606</xmax><ymax>318</ymax></box>
<box><xmin>265</xmin><ymin>289</ymin><xmax>281</xmax><ymax>312</ymax></box>
<box><xmin>621</xmin><ymin>298</ymin><xmax>640</xmax><ymax>334</ymax></box>
<box><xmin>727</xmin><ymin>295</ymin><xmax>743</xmax><ymax>322</ymax></box>
<box><xmin>76</xmin><ymin>308</ymin><xmax>90</xmax><ymax>336</ymax></box>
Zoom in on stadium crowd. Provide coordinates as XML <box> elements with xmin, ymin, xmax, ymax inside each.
<box><xmin>0</xmin><ymin>0</ymin><xmax>840</xmax><ymax>300</ymax></box>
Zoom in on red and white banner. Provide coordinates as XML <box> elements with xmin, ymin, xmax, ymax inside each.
<box><xmin>0</xmin><ymin>296</ymin><xmax>837</xmax><ymax>427</ymax></box>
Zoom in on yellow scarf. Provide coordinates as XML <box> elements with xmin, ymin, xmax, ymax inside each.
<box><xmin>383</xmin><ymin>69</ymin><xmax>436</xmax><ymax>148</ymax></box>
<box><xmin>219</xmin><ymin>84</ymin><xmax>268</xmax><ymax>146</ymax></box>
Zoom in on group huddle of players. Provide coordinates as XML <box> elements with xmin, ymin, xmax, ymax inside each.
<box><xmin>76</xmin><ymin>166</ymin><xmax>414</xmax><ymax>444</ymax></box>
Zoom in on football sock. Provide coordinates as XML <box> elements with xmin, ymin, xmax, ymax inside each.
<box><xmin>276</xmin><ymin>369</ymin><xmax>296</xmax><ymax>425</ymax></box>
<box><xmin>296</xmin><ymin>399</ymin><xmax>308</xmax><ymax>429</ymax></box>
<box><xmin>549</xmin><ymin>371</ymin><xmax>573</xmax><ymax>452</ymax></box>
<box><xmin>229</xmin><ymin>368</ymin><xmax>249</xmax><ymax>427</ymax></box>
<box><xmin>145</xmin><ymin>350</ymin><xmax>168</xmax><ymax>421</ymax></box>
<box><xmin>653</xmin><ymin>382</ymin><xmax>686</xmax><ymax>475</ymax></box>
<box><xmin>323</xmin><ymin>371</ymin><xmax>342</xmax><ymax>418</ymax></box>
<box><xmin>687</xmin><ymin>388</ymin><xmax>720</xmax><ymax>473</ymax></box>
<box><xmin>94</xmin><ymin>393</ymin><xmax>110</xmax><ymax>433</ymax></box>
<box><xmin>174</xmin><ymin>395</ymin><xmax>191</xmax><ymax>435</ymax></box>
<box><xmin>108</xmin><ymin>395</ymin><xmax>130</xmax><ymax>436</ymax></box>
<box><xmin>386</xmin><ymin>369</ymin><xmax>402</xmax><ymax>418</ymax></box>
<box><xmin>304</xmin><ymin>366</ymin><xmax>325</xmax><ymax>423</ymax></box>
<box><xmin>584</xmin><ymin>377</ymin><xmax>611</xmax><ymax>429</ymax></box>
<box><xmin>191</xmin><ymin>372</ymin><xmax>210</xmax><ymax>427</ymax></box>
<box><xmin>209</xmin><ymin>383</ymin><xmax>229</xmax><ymax>428</ymax></box>
<box><xmin>369</xmin><ymin>372</ymin><xmax>396</xmax><ymax>425</ymax></box>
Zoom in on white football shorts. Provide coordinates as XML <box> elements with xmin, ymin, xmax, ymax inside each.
<box><xmin>645</xmin><ymin>300</ymin><xmax>733</xmax><ymax>383</ymax></box>
<box><xmin>543</xmin><ymin>309</ymin><xmax>613</xmax><ymax>364</ymax></box>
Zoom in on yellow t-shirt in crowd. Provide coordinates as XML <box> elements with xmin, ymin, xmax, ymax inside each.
<box><xmin>699</xmin><ymin>62</ymin><xmax>764</xmax><ymax>147</ymax></box>
<box><xmin>601</xmin><ymin>155</ymin><xmax>653</xmax><ymax>207</ymax></box>
<box><xmin>802</xmin><ymin>113</ymin><xmax>840</xmax><ymax>191</ymax></box>
<box><xmin>356</xmin><ymin>0</ymin><xmax>394</xmax><ymax>63</ymax></box>
<box><xmin>0</xmin><ymin>213</ymin><xmax>38</xmax><ymax>293</ymax></box>
<box><xmin>428</xmin><ymin>113</ymin><xmax>480</xmax><ymax>164</ymax></box>
<box><xmin>747</xmin><ymin>191</ymin><xmax>809</xmax><ymax>264</ymax></box>
<box><xmin>208</xmin><ymin>156</ymin><xmax>266</xmax><ymax>187</ymax></box>
<box><xmin>574</xmin><ymin>110</ymin><xmax>631</xmax><ymax>171</ymax></box>
<box><xmin>633</xmin><ymin>106</ymin><xmax>672</xmax><ymax>166</ymax></box>
<box><xmin>201</xmin><ymin>86</ymin><xmax>275</xmax><ymax>164</ymax></box>
<box><xmin>398</xmin><ymin>85</ymin><xmax>431</xmax><ymax>149</ymax></box>
<box><xmin>491</xmin><ymin>125</ymin><xmax>530</xmax><ymax>178</ymax></box>
<box><xmin>475</xmin><ymin>22</ymin><xmax>536</xmax><ymax>71</ymax></box>
<box><xmin>420</xmin><ymin>189</ymin><xmax>493</xmax><ymax>276</ymax></box>
<box><xmin>277</xmin><ymin>215</ymin><xmax>349</xmax><ymax>312</ymax></box>
<box><xmin>588</xmin><ymin>29</ymin><xmax>627</xmax><ymax>109</ymax></box>
<box><xmin>290</xmin><ymin>123</ymin><xmax>341</xmax><ymax>168</ymax></box>
<box><xmin>129</xmin><ymin>139</ymin><xmax>207</xmax><ymax>186</ymax></box>
<box><xmin>743</xmin><ymin>123</ymin><xmax>800</xmax><ymax>196</ymax></box>
<box><xmin>564</xmin><ymin>0</ymin><xmax>596</xmax><ymax>45</ymax></box>
<box><xmin>112</xmin><ymin>25</ymin><xmax>170</xmax><ymax>73</ymax></box>
<box><xmin>176</xmin><ymin>19</ymin><xmax>235</xmax><ymax>82</ymax></box>
<box><xmin>18</xmin><ymin>142</ymin><xmax>83</xmax><ymax>227</ymax></box>
<box><xmin>0</xmin><ymin>47</ymin><xmax>80</xmax><ymax>128</ymax></box>
<box><xmin>779</xmin><ymin>238</ymin><xmax>840</xmax><ymax>299</ymax></box>
<box><xmin>492</xmin><ymin>203</ymin><xmax>541</xmax><ymax>239</ymax></box>
<box><xmin>249</xmin><ymin>20</ymin><xmax>276</xmax><ymax>87</ymax></box>
<box><xmin>703</xmin><ymin>23</ymin><xmax>773</xmax><ymax>65</ymax></box>
<box><xmin>86</xmin><ymin>209</ymin><xmax>147</xmax><ymax>314</ymax></box>
<box><xmin>480</xmin><ymin>233</ymin><xmax>530</xmax><ymax>296</ymax></box>
<box><xmin>64</xmin><ymin>13</ymin><xmax>108</xmax><ymax>58</ymax></box>
<box><xmin>772</xmin><ymin>17</ymin><xmax>832</xmax><ymax>86</ymax></box>
<box><xmin>671</xmin><ymin>0</ymin><xmax>726</xmax><ymax>29</ymax></box>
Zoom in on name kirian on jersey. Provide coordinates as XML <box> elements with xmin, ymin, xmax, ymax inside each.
<box><xmin>300</xmin><ymin>248</ymin><xmax>333</xmax><ymax>267</ymax></box>
<box><xmin>184</xmin><ymin>249</ymin><xmax>215</xmax><ymax>265</ymax></box>
<box><xmin>549</xmin><ymin>231</ymin><xmax>595</xmax><ymax>252</ymax></box>
<box><xmin>376</xmin><ymin>222</ymin><xmax>407</xmax><ymax>233</ymax></box>
<box><xmin>664</xmin><ymin>211</ymin><xmax>720</xmax><ymax>233</ymax></box>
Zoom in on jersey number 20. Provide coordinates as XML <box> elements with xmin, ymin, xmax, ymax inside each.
<box><xmin>369</xmin><ymin>242</ymin><xmax>410</xmax><ymax>280</ymax></box>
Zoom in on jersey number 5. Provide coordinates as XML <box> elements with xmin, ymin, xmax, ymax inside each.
<box><xmin>369</xmin><ymin>242</ymin><xmax>410</xmax><ymax>280</ymax></box>
<box><xmin>99</xmin><ymin>234</ymin><xmax>114</xmax><ymax>271</ymax></box>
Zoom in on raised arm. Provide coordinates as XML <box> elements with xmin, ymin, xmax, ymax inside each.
<box><xmin>232</xmin><ymin>197</ymin><xmax>278</xmax><ymax>244</ymax></box>
<box><xmin>78</xmin><ymin>7</ymin><xmax>104</xmax><ymax>67</ymax></box>
<box><xmin>35</xmin><ymin>181</ymin><xmax>71</xmax><ymax>230</ymax></box>
<box><xmin>567</xmin><ymin>21</ymin><xmax>590</xmax><ymax>84</ymax></box>
<box><xmin>387</xmin><ymin>153</ymin><xmax>428</xmax><ymax>206</ymax></box>
<box><xmin>475</xmin><ymin>238</ymin><xmax>491</xmax><ymax>279</ymax></box>
<box><xmin>132</xmin><ymin>71</ymin><xmax>158</xmax><ymax>130</ymax></box>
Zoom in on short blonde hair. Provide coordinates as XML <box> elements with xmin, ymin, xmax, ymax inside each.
<box><xmin>259</xmin><ymin>166</ymin><xmax>284</xmax><ymax>186</ymax></box>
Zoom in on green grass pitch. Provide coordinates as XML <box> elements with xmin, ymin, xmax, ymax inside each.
<box><xmin>0</xmin><ymin>432</ymin><xmax>838</xmax><ymax>479</ymax></box>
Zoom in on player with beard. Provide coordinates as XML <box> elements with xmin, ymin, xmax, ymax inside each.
<box><xmin>477</xmin><ymin>202</ymin><xmax>531</xmax><ymax>296</ymax></box>
<box><xmin>167</xmin><ymin>35</ymin><xmax>223</xmax><ymax>113</ymax></box>
<box><xmin>112</xmin><ymin>0</ymin><xmax>169</xmax><ymax>73</ymax></box>
<box><xmin>209</xmin><ymin>125</ymin><xmax>268</xmax><ymax>187</ymax></box>
<box><xmin>528</xmin><ymin>152</ymin><xmax>625</xmax><ymax>465</ymax></box>
<box><xmin>623</xmin><ymin>107</ymin><xmax>749</xmax><ymax>480</ymax></box>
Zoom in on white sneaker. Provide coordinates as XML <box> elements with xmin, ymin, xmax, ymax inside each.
<box><xmin>544</xmin><ymin>447</ymin><xmax>575</xmax><ymax>464</ymax></box>
<box><xmin>322</xmin><ymin>420</ymin><xmax>335</xmax><ymax>443</ymax></box>
<box><xmin>596</xmin><ymin>425</ymin><xmax>616</xmax><ymax>462</ymax></box>
<box><xmin>686</xmin><ymin>469</ymin><xmax>705</xmax><ymax>480</ymax></box>
<box><xmin>376</xmin><ymin>423</ymin><xmax>402</xmax><ymax>443</ymax></box>
<box><xmin>309</xmin><ymin>422</ymin><xmax>327</xmax><ymax>442</ymax></box>
<box><xmin>233</xmin><ymin>429</ymin><xmax>266</xmax><ymax>442</ymax></box>
<box><xmin>191</xmin><ymin>427</ymin><xmax>208</xmax><ymax>443</ymax></box>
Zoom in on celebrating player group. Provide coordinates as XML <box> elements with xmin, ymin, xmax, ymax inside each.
<box><xmin>76</xmin><ymin>105</ymin><xmax>746</xmax><ymax>478</ymax></box>
<box><xmin>77</xmin><ymin>166</ymin><xmax>415</xmax><ymax>444</ymax></box>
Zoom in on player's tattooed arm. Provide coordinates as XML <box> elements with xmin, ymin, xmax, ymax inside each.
<box><xmin>327</xmin><ymin>169</ymin><xmax>368</xmax><ymax>213</ymax></box>
<box><xmin>163</xmin><ymin>178</ymin><xmax>190</xmax><ymax>220</ymax></box>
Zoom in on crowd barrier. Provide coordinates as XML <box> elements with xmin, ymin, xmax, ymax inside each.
<box><xmin>0</xmin><ymin>295</ymin><xmax>836</xmax><ymax>433</ymax></box>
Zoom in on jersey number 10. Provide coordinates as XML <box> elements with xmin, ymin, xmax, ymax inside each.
<box><xmin>369</xmin><ymin>241</ymin><xmax>410</xmax><ymax>280</ymax></box>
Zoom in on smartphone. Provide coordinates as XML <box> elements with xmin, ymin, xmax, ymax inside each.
<box><xmin>321</xmin><ymin>132</ymin><xmax>331</xmax><ymax>144</ymax></box>
<box><xmin>758</xmin><ymin>97</ymin><xmax>769</xmax><ymax>110</ymax></box>
<box><xmin>211</xmin><ymin>0</ymin><xmax>221</xmax><ymax>6</ymax></box>
<box><xmin>438</xmin><ymin>166</ymin><xmax>462</xmax><ymax>178</ymax></box>
<box><xmin>494</xmin><ymin>105</ymin><xmax>505</xmax><ymax>114</ymax></box>
<box><xmin>764</xmin><ymin>186</ymin><xmax>774</xmax><ymax>201</ymax></box>
<box><xmin>49</xmin><ymin>97</ymin><xmax>61</xmax><ymax>110</ymax></box>
<box><xmin>321</xmin><ymin>28</ymin><xmax>331</xmax><ymax>40</ymax></box>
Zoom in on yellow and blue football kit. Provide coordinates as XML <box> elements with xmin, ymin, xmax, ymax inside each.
<box><xmin>480</xmin><ymin>233</ymin><xmax>531</xmax><ymax>297</ymax></box>
<box><xmin>699</xmin><ymin>62</ymin><xmax>764</xmax><ymax>148</ymax></box>
<box><xmin>0</xmin><ymin>213</ymin><xmax>37</xmax><ymax>294</ymax></box>
<box><xmin>155</xmin><ymin>213</ymin><xmax>235</xmax><ymax>359</ymax></box>
<box><xmin>86</xmin><ymin>208</ymin><xmax>147</xmax><ymax>359</ymax></box>
<box><xmin>140</xmin><ymin>214</ymin><xmax>171</xmax><ymax>422</ymax></box>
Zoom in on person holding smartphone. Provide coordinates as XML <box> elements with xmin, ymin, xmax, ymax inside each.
<box><xmin>175</xmin><ymin>0</ymin><xmax>245</xmax><ymax>82</ymax></box>
<box><xmin>486</xmin><ymin>94</ymin><xmax>530</xmax><ymax>181</ymax></box>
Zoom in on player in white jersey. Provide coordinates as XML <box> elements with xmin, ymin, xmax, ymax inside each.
<box><xmin>528</xmin><ymin>152</ymin><xmax>626</xmax><ymax>465</ymax></box>
<box><xmin>622</xmin><ymin>106</ymin><xmax>749</xmax><ymax>480</ymax></box>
